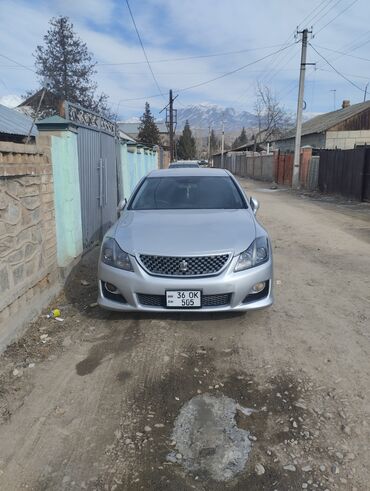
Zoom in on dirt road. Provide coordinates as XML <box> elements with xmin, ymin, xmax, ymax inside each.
<box><xmin>0</xmin><ymin>178</ymin><xmax>369</xmax><ymax>490</ymax></box>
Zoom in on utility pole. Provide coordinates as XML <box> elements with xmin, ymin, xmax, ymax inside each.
<box><xmin>292</xmin><ymin>28</ymin><xmax>312</xmax><ymax>188</ymax></box>
<box><xmin>364</xmin><ymin>83</ymin><xmax>369</xmax><ymax>102</ymax></box>
<box><xmin>163</xmin><ymin>90</ymin><xmax>177</xmax><ymax>162</ymax></box>
<box><xmin>221</xmin><ymin>120</ymin><xmax>225</xmax><ymax>168</ymax></box>
<box><xmin>169</xmin><ymin>89</ymin><xmax>174</xmax><ymax>161</ymax></box>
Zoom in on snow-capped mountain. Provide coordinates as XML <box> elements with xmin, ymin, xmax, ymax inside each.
<box><xmin>176</xmin><ymin>103</ymin><xmax>258</xmax><ymax>131</ymax></box>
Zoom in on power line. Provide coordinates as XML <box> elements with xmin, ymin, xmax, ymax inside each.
<box><xmin>314</xmin><ymin>43</ymin><xmax>370</xmax><ymax>63</ymax></box>
<box><xmin>177</xmin><ymin>42</ymin><xmax>297</xmax><ymax>93</ymax></box>
<box><xmin>96</xmin><ymin>44</ymin><xmax>288</xmax><ymax>66</ymax></box>
<box><xmin>308</xmin><ymin>0</ymin><xmax>344</xmax><ymax>27</ymax></box>
<box><xmin>0</xmin><ymin>53</ymin><xmax>35</xmax><ymax>72</ymax></box>
<box><xmin>112</xmin><ymin>43</ymin><xmax>297</xmax><ymax>104</ymax></box>
<box><xmin>315</xmin><ymin>0</ymin><xmax>359</xmax><ymax>35</ymax></box>
<box><xmin>297</xmin><ymin>0</ymin><xmax>336</xmax><ymax>28</ymax></box>
<box><xmin>125</xmin><ymin>0</ymin><xmax>165</xmax><ymax>99</ymax></box>
<box><xmin>310</xmin><ymin>43</ymin><xmax>365</xmax><ymax>92</ymax></box>
<box><xmin>317</xmin><ymin>66</ymin><xmax>370</xmax><ymax>80</ymax></box>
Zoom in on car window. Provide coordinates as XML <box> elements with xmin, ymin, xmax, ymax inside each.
<box><xmin>130</xmin><ymin>176</ymin><xmax>246</xmax><ymax>210</ymax></box>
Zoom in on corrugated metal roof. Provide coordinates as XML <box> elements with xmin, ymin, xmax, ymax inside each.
<box><xmin>0</xmin><ymin>104</ymin><xmax>38</xmax><ymax>136</ymax></box>
<box><xmin>118</xmin><ymin>121</ymin><xmax>168</xmax><ymax>134</ymax></box>
<box><xmin>281</xmin><ymin>100</ymin><xmax>370</xmax><ymax>140</ymax></box>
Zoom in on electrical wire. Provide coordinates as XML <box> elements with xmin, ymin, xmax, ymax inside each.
<box><xmin>96</xmin><ymin>44</ymin><xmax>288</xmax><ymax>66</ymax></box>
<box><xmin>314</xmin><ymin>44</ymin><xmax>370</xmax><ymax>63</ymax></box>
<box><xmin>296</xmin><ymin>0</ymin><xmax>336</xmax><ymax>28</ymax></box>
<box><xmin>0</xmin><ymin>53</ymin><xmax>35</xmax><ymax>72</ymax></box>
<box><xmin>315</xmin><ymin>0</ymin><xmax>359</xmax><ymax>35</ymax></box>
<box><xmin>177</xmin><ymin>42</ymin><xmax>297</xmax><ymax>93</ymax></box>
<box><xmin>112</xmin><ymin>43</ymin><xmax>297</xmax><ymax>104</ymax></box>
<box><xmin>310</xmin><ymin>43</ymin><xmax>365</xmax><ymax>92</ymax></box>
<box><xmin>125</xmin><ymin>0</ymin><xmax>166</xmax><ymax>99</ymax></box>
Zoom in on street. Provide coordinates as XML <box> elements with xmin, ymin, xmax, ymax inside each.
<box><xmin>0</xmin><ymin>178</ymin><xmax>369</xmax><ymax>491</ymax></box>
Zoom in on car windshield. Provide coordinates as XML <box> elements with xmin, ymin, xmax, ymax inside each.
<box><xmin>130</xmin><ymin>176</ymin><xmax>246</xmax><ymax>210</ymax></box>
<box><xmin>169</xmin><ymin>163</ymin><xmax>199</xmax><ymax>168</ymax></box>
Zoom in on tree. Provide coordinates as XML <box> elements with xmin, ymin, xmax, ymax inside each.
<box><xmin>210</xmin><ymin>129</ymin><xmax>219</xmax><ymax>154</ymax></box>
<box><xmin>253</xmin><ymin>83</ymin><xmax>293</xmax><ymax>150</ymax></box>
<box><xmin>137</xmin><ymin>102</ymin><xmax>161</xmax><ymax>146</ymax></box>
<box><xmin>177</xmin><ymin>121</ymin><xmax>196</xmax><ymax>159</ymax></box>
<box><xmin>32</xmin><ymin>16</ymin><xmax>111</xmax><ymax>116</ymax></box>
<box><xmin>232</xmin><ymin>127</ymin><xmax>247</xmax><ymax>149</ymax></box>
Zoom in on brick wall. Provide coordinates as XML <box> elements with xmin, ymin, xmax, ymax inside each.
<box><xmin>0</xmin><ymin>137</ymin><xmax>60</xmax><ymax>349</ymax></box>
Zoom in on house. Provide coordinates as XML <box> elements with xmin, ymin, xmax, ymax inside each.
<box><xmin>118</xmin><ymin>121</ymin><xmax>169</xmax><ymax>148</ymax></box>
<box><xmin>17</xmin><ymin>89</ymin><xmax>65</xmax><ymax>119</ymax></box>
<box><xmin>0</xmin><ymin>104</ymin><xmax>38</xmax><ymax>142</ymax></box>
<box><xmin>273</xmin><ymin>100</ymin><xmax>370</xmax><ymax>151</ymax></box>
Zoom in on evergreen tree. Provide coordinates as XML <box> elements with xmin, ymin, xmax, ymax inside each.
<box><xmin>177</xmin><ymin>121</ymin><xmax>196</xmax><ymax>159</ymax></box>
<box><xmin>137</xmin><ymin>102</ymin><xmax>161</xmax><ymax>146</ymax></box>
<box><xmin>232</xmin><ymin>127</ymin><xmax>247</xmax><ymax>149</ymax></box>
<box><xmin>210</xmin><ymin>129</ymin><xmax>219</xmax><ymax>154</ymax></box>
<box><xmin>32</xmin><ymin>16</ymin><xmax>111</xmax><ymax>116</ymax></box>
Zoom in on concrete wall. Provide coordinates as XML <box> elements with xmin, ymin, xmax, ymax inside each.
<box><xmin>214</xmin><ymin>152</ymin><xmax>274</xmax><ymax>181</ymax></box>
<box><xmin>0</xmin><ymin>138</ymin><xmax>60</xmax><ymax>349</ymax></box>
<box><xmin>51</xmin><ymin>132</ymin><xmax>83</xmax><ymax>268</ymax></box>
<box><xmin>119</xmin><ymin>143</ymin><xmax>158</xmax><ymax>201</ymax></box>
<box><xmin>325</xmin><ymin>130</ymin><xmax>370</xmax><ymax>149</ymax></box>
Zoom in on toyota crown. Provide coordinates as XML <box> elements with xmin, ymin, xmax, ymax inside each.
<box><xmin>97</xmin><ymin>168</ymin><xmax>273</xmax><ymax>312</ymax></box>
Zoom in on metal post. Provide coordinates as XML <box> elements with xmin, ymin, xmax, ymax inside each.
<box><xmin>207</xmin><ymin>126</ymin><xmax>211</xmax><ymax>164</ymax></box>
<box><xmin>292</xmin><ymin>29</ymin><xmax>311</xmax><ymax>188</ymax></box>
<box><xmin>221</xmin><ymin>121</ymin><xmax>225</xmax><ymax>168</ymax></box>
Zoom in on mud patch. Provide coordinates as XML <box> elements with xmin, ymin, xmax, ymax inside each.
<box><xmin>168</xmin><ymin>393</ymin><xmax>253</xmax><ymax>481</ymax></box>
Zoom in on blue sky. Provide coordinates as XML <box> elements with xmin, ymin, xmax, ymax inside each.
<box><xmin>0</xmin><ymin>0</ymin><xmax>369</xmax><ymax>121</ymax></box>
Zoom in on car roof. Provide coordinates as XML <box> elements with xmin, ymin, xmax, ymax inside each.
<box><xmin>148</xmin><ymin>168</ymin><xmax>230</xmax><ymax>177</ymax></box>
<box><xmin>170</xmin><ymin>160</ymin><xmax>199</xmax><ymax>164</ymax></box>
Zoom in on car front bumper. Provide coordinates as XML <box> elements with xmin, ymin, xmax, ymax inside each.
<box><xmin>97</xmin><ymin>253</ymin><xmax>273</xmax><ymax>312</ymax></box>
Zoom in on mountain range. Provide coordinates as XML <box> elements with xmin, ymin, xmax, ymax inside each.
<box><xmin>175</xmin><ymin>103</ymin><xmax>258</xmax><ymax>131</ymax></box>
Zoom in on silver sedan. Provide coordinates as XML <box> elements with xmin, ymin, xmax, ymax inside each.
<box><xmin>97</xmin><ymin>168</ymin><xmax>273</xmax><ymax>312</ymax></box>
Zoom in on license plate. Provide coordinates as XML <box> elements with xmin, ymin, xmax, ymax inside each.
<box><xmin>166</xmin><ymin>290</ymin><xmax>202</xmax><ymax>308</ymax></box>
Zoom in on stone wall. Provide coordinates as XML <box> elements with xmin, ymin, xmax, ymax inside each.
<box><xmin>0</xmin><ymin>137</ymin><xmax>60</xmax><ymax>349</ymax></box>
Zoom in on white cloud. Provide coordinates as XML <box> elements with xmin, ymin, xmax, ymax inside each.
<box><xmin>0</xmin><ymin>0</ymin><xmax>369</xmax><ymax>120</ymax></box>
<box><xmin>0</xmin><ymin>94</ymin><xmax>23</xmax><ymax>107</ymax></box>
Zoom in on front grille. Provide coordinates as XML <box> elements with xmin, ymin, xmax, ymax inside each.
<box><xmin>137</xmin><ymin>293</ymin><xmax>231</xmax><ymax>308</ymax></box>
<box><xmin>137</xmin><ymin>293</ymin><xmax>164</xmax><ymax>307</ymax></box>
<box><xmin>139</xmin><ymin>254</ymin><xmax>230</xmax><ymax>277</ymax></box>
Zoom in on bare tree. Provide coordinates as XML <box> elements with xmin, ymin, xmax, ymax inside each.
<box><xmin>253</xmin><ymin>83</ymin><xmax>293</xmax><ymax>151</ymax></box>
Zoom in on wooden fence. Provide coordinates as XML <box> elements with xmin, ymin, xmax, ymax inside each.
<box><xmin>317</xmin><ymin>148</ymin><xmax>369</xmax><ymax>201</ymax></box>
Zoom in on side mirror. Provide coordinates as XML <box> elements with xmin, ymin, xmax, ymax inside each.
<box><xmin>250</xmin><ymin>197</ymin><xmax>260</xmax><ymax>215</ymax></box>
<box><xmin>117</xmin><ymin>198</ymin><xmax>127</xmax><ymax>213</ymax></box>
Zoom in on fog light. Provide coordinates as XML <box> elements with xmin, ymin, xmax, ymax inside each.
<box><xmin>105</xmin><ymin>282</ymin><xmax>119</xmax><ymax>294</ymax></box>
<box><xmin>250</xmin><ymin>282</ymin><xmax>266</xmax><ymax>294</ymax></box>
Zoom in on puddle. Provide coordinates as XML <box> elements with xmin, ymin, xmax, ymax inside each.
<box><xmin>168</xmin><ymin>393</ymin><xmax>254</xmax><ymax>481</ymax></box>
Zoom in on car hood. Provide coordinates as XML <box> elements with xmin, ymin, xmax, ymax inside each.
<box><xmin>114</xmin><ymin>209</ymin><xmax>256</xmax><ymax>256</ymax></box>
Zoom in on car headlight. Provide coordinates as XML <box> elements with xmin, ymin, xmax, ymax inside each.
<box><xmin>234</xmin><ymin>237</ymin><xmax>269</xmax><ymax>272</ymax></box>
<box><xmin>101</xmin><ymin>237</ymin><xmax>133</xmax><ymax>271</ymax></box>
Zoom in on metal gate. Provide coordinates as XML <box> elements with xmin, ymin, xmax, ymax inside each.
<box><xmin>65</xmin><ymin>102</ymin><xmax>119</xmax><ymax>248</ymax></box>
<box><xmin>363</xmin><ymin>149</ymin><xmax>370</xmax><ymax>202</ymax></box>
